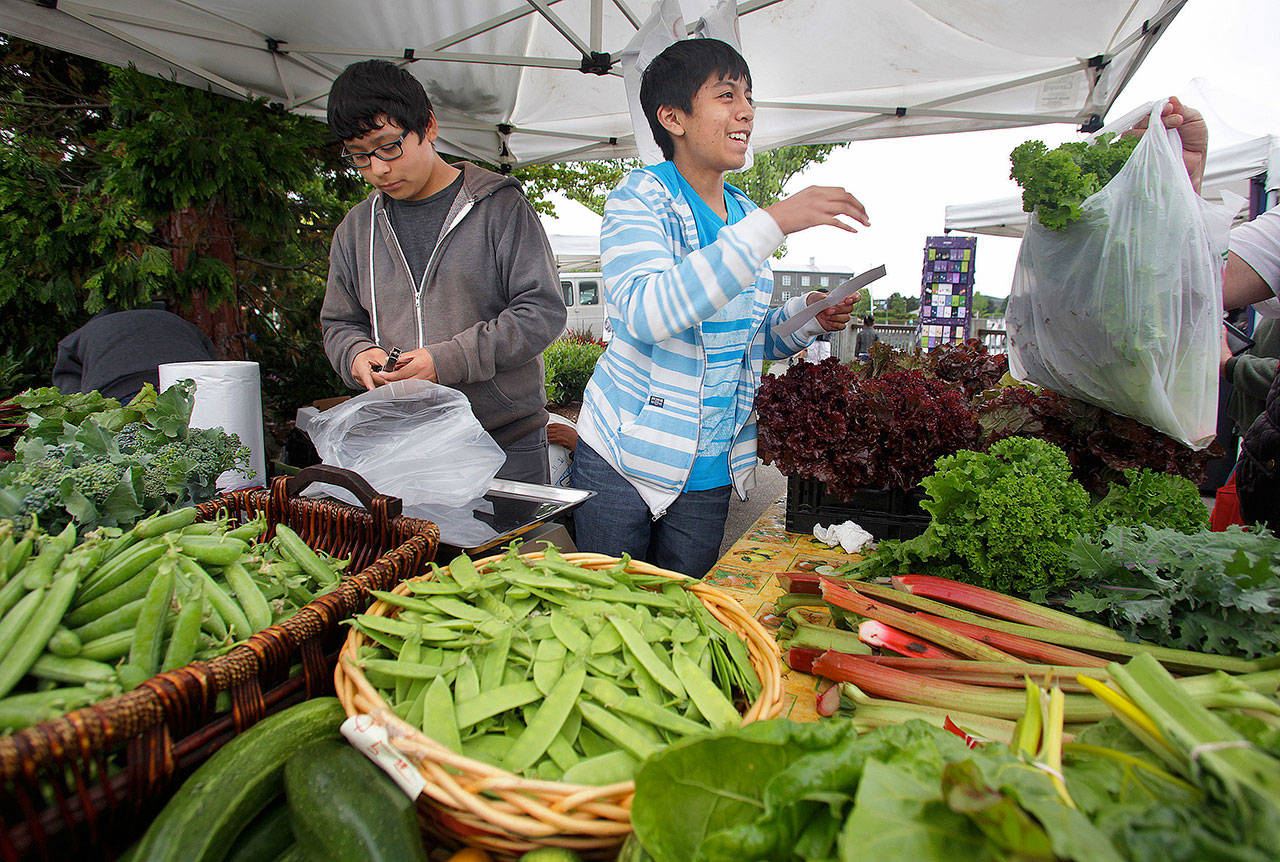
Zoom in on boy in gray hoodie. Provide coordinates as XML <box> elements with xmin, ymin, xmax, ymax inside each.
<box><xmin>321</xmin><ymin>60</ymin><xmax>566</xmax><ymax>482</ymax></box>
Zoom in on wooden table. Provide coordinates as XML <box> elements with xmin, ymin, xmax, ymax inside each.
<box><xmin>703</xmin><ymin>495</ymin><xmax>862</xmax><ymax>723</ymax></box>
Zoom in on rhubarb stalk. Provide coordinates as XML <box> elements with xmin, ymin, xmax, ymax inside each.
<box><xmin>821</xmin><ymin>579</ymin><xmax>1022</xmax><ymax>664</ymax></box>
<box><xmin>911</xmin><ymin>611</ymin><xmax>1111</xmax><ymax>668</ymax></box>
<box><xmin>857</xmin><ymin>620</ymin><xmax>960</xmax><ymax>659</ymax></box>
<box><xmin>891</xmin><ymin>574</ymin><xmax>1124</xmax><ymax>641</ymax></box>
<box><xmin>810</xmin><ymin>650</ymin><xmax>1111</xmax><ymax>722</ymax></box>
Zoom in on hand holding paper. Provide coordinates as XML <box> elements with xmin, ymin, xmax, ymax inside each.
<box><xmin>775</xmin><ymin>265</ymin><xmax>887</xmax><ymax>339</ymax></box>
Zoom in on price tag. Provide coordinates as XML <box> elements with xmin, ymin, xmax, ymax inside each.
<box><xmin>341</xmin><ymin>714</ymin><xmax>427</xmax><ymax>800</ymax></box>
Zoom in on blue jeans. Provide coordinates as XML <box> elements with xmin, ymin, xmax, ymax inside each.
<box><xmin>570</xmin><ymin>441</ymin><xmax>730</xmax><ymax>578</ymax></box>
<box><xmin>496</xmin><ymin>427</ymin><xmax>550</xmax><ymax>484</ymax></box>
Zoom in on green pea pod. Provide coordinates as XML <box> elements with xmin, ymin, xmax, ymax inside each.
<box><xmin>70</xmin><ymin>598</ymin><xmax>146</xmax><ymax>644</ymax></box>
<box><xmin>273</xmin><ymin>525</ymin><xmax>338</xmax><ymax>587</ymax></box>
<box><xmin>76</xmin><ymin>538</ymin><xmax>167</xmax><ymax>604</ymax></box>
<box><xmin>0</xmin><ymin>589</ymin><xmax>45</xmax><ymax>664</ymax></box>
<box><xmin>445</xmin><ymin>554</ymin><xmax>480</xmax><ymax>589</ymax></box>
<box><xmin>177</xmin><ymin>557</ymin><xmax>252</xmax><ymax>642</ymax></box>
<box><xmin>608</xmin><ymin>615</ymin><xmax>685</xmax><ymax>700</ymax></box>
<box><xmin>578</xmin><ymin>701</ymin><xmax>662</xmax><ymax>762</ymax></box>
<box><xmin>18</xmin><ymin>523</ymin><xmax>76</xmax><ymax>592</ymax></box>
<box><xmin>162</xmin><ymin>580</ymin><xmax>205</xmax><ymax>672</ymax></box>
<box><xmin>134</xmin><ymin>506</ymin><xmax>199</xmax><ymax>539</ymax></box>
<box><xmin>225</xmin><ymin>515</ymin><xmax>267</xmax><ymax>543</ymax></box>
<box><xmin>28</xmin><ymin>654</ymin><xmax>118</xmax><ymax>686</ymax></box>
<box><xmin>222</xmin><ymin>560</ymin><xmax>271</xmax><ymax>633</ymax></box>
<box><xmin>0</xmin><ymin>554</ymin><xmax>83</xmax><ymax>699</ymax></box>
<box><xmin>504</xmin><ymin>662</ymin><xmax>586</xmax><ymax>774</ymax></box>
<box><xmin>454</xmin><ymin>681</ymin><xmax>543</xmax><ymax>729</ymax></box>
<box><xmin>176</xmin><ymin>535</ymin><xmax>249</xmax><ymax>567</ymax></box>
<box><xmin>423</xmin><ymin>676</ymin><xmax>461</xmax><ymax>753</ymax></box>
<box><xmin>0</xmin><ymin>686</ymin><xmax>104</xmax><ymax>732</ymax></box>
<box><xmin>65</xmin><ymin>559</ymin><xmax>162</xmax><ymax>628</ymax></box>
<box><xmin>128</xmin><ymin>558</ymin><xmax>177</xmax><ymax>679</ymax></box>
<box><xmin>672</xmin><ymin>647</ymin><xmax>741</xmax><ymax>730</ymax></box>
<box><xmin>6</xmin><ymin>533</ymin><xmax>33</xmax><ymax>579</ymax></box>
<box><xmin>79</xmin><ymin>630</ymin><xmax>135</xmax><ymax>662</ymax></box>
<box><xmin>47</xmin><ymin>627</ymin><xmax>83</xmax><ymax>658</ymax></box>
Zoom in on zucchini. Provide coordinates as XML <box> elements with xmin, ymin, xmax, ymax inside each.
<box><xmin>283</xmin><ymin>738</ymin><xmax>427</xmax><ymax>862</ymax></box>
<box><xmin>225</xmin><ymin>797</ymin><xmax>294</xmax><ymax>862</ymax></box>
<box><xmin>132</xmin><ymin>697</ymin><xmax>346</xmax><ymax>862</ymax></box>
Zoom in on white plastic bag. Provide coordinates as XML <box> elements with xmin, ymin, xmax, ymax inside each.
<box><xmin>295</xmin><ymin>379</ymin><xmax>505</xmax><ymax>509</ymax></box>
<box><xmin>1006</xmin><ymin>100</ymin><xmax>1242</xmax><ymax>448</ymax></box>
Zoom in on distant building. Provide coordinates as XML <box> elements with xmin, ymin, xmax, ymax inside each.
<box><xmin>769</xmin><ymin>267</ymin><xmax>855</xmax><ymax>306</ymax></box>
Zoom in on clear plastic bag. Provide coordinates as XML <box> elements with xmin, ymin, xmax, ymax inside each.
<box><xmin>295</xmin><ymin>379</ymin><xmax>506</xmax><ymax>509</ymax></box>
<box><xmin>1006</xmin><ymin>100</ymin><xmax>1242</xmax><ymax>448</ymax></box>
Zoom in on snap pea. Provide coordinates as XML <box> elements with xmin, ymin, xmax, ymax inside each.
<box><xmin>672</xmin><ymin>647</ymin><xmax>742</xmax><ymax>730</ymax></box>
<box><xmin>577</xmin><ymin>701</ymin><xmax>661</xmax><ymax>762</ymax></box>
<box><xmin>533</xmin><ymin>640</ymin><xmax>567</xmax><ymax>697</ymax></box>
<box><xmin>544</xmin><ymin>728</ymin><xmax>581</xmax><ymax>772</ymax></box>
<box><xmin>47</xmin><ymin>627</ymin><xmax>83</xmax><ymax>658</ymax></box>
<box><xmin>222</xmin><ymin>560</ymin><xmax>271</xmax><ymax>633</ymax></box>
<box><xmin>453</xmin><ymin>657</ymin><xmax>480</xmax><ymax>703</ymax></box>
<box><xmin>6</xmin><ymin>532</ymin><xmax>33</xmax><ymax>579</ymax></box>
<box><xmin>504</xmin><ymin>663</ymin><xmax>586</xmax><ymax>774</ymax></box>
<box><xmin>612</xmin><ymin>695</ymin><xmax>709</xmax><ymax>737</ymax></box>
<box><xmin>560</xmin><ymin>750</ymin><xmax>639</xmax><ymax>786</ymax></box>
<box><xmin>0</xmin><ymin>589</ymin><xmax>44</xmax><ymax>662</ymax></box>
<box><xmin>476</xmin><ymin>631</ymin><xmax>511</xmax><ymax>692</ymax></box>
<box><xmin>28</xmin><ymin>654</ymin><xmax>118</xmax><ymax>686</ymax></box>
<box><xmin>18</xmin><ymin>523</ymin><xmax>76</xmax><ymax>592</ymax></box>
<box><xmin>225</xmin><ymin>514</ymin><xmax>267</xmax><ymax>543</ymax></box>
<box><xmin>66</xmin><ymin>555</ymin><xmax>164</xmax><ymax>628</ymax></box>
<box><xmin>359</xmin><ymin>657</ymin><xmax>462</xmax><ymax>680</ymax></box>
<box><xmin>162</xmin><ymin>579</ymin><xmax>205</xmax><ymax>672</ymax></box>
<box><xmin>0</xmin><ymin>555</ymin><xmax>84</xmax><ymax>699</ymax></box>
<box><xmin>178</xmin><ymin>557</ymin><xmax>253</xmax><ymax>642</ymax></box>
<box><xmin>549</xmin><ymin>611</ymin><xmax>590</xmax><ymax>655</ymax></box>
<box><xmin>454</xmin><ymin>681</ymin><xmax>542</xmax><ymax>729</ymax></box>
<box><xmin>76</xmin><ymin>538</ymin><xmax>167</xmax><ymax>604</ymax></box>
<box><xmin>128</xmin><ymin>557</ymin><xmax>177</xmax><ymax>678</ymax></box>
<box><xmin>79</xmin><ymin>629</ymin><xmax>135</xmax><ymax>662</ymax></box>
<box><xmin>423</xmin><ymin>676</ymin><xmax>461</xmax><ymax>753</ymax></box>
<box><xmin>273</xmin><ymin>524</ymin><xmax>338</xmax><ymax>587</ymax></box>
<box><xmin>176</xmin><ymin>535</ymin><xmax>249</xmax><ymax>567</ymax></box>
<box><xmin>608</xmin><ymin>616</ymin><xmax>685</xmax><ymax>700</ymax></box>
<box><xmin>70</xmin><ymin>597</ymin><xmax>145</xmax><ymax>644</ymax></box>
<box><xmin>134</xmin><ymin>506</ymin><xmax>199</xmax><ymax>538</ymax></box>
<box><xmin>0</xmin><ymin>686</ymin><xmax>103</xmax><ymax>731</ymax></box>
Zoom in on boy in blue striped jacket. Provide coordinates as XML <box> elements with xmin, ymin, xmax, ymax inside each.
<box><xmin>571</xmin><ymin>38</ymin><xmax>869</xmax><ymax>577</ymax></box>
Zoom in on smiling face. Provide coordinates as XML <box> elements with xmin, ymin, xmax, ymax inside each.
<box><xmin>659</xmin><ymin>72</ymin><xmax>754</xmax><ymax>183</ymax></box>
<box><xmin>343</xmin><ymin>113</ymin><xmax>457</xmax><ymax>201</ymax></box>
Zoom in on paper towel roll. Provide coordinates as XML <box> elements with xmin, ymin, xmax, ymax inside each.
<box><xmin>158</xmin><ymin>361</ymin><xmax>267</xmax><ymax>490</ymax></box>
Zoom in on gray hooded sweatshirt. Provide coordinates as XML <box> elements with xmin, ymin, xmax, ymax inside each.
<box><xmin>321</xmin><ymin>162</ymin><xmax>566</xmax><ymax>448</ymax></box>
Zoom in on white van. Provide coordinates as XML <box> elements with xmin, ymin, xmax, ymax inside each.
<box><xmin>558</xmin><ymin>272</ymin><xmax>608</xmax><ymax>339</ymax></box>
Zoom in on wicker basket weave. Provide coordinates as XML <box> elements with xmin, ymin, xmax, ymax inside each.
<box><xmin>0</xmin><ymin>467</ymin><xmax>439</xmax><ymax>861</ymax></box>
<box><xmin>333</xmin><ymin>551</ymin><xmax>785</xmax><ymax>859</ymax></box>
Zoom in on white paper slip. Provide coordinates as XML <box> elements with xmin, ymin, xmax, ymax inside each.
<box><xmin>341</xmin><ymin>714</ymin><xmax>427</xmax><ymax>799</ymax></box>
<box><xmin>774</xmin><ymin>264</ymin><xmax>887</xmax><ymax>339</ymax></box>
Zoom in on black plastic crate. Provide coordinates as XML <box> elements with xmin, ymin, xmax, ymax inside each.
<box><xmin>784</xmin><ymin>474</ymin><xmax>930</xmax><ymax>540</ymax></box>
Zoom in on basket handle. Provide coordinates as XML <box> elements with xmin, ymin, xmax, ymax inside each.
<box><xmin>281</xmin><ymin>465</ymin><xmax>403</xmax><ymax>519</ymax></box>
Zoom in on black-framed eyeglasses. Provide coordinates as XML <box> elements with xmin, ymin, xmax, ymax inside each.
<box><xmin>341</xmin><ymin>131</ymin><xmax>408</xmax><ymax>168</ymax></box>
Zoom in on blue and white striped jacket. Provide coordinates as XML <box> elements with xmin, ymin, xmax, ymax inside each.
<box><xmin>577</xmin><ymin>167</ymin><xmax>823</xmax><ymax>518</ymax></box>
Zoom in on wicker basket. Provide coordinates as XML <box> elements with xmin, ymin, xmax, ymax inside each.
<box><xmin>0</xmin><ymin>467</ymin><xmax>439</xmax><ymax>861</ymax></box>
<box><xmin>333</xmin><ymin>551</ymin><xmax>785</xmax><ymax>859</ymax></box>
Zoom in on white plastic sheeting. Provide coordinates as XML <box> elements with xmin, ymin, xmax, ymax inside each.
<box><xmin>0</xmin><ymin>0</ymin><xmax>1184</xmax><ymax>167</ymax></box>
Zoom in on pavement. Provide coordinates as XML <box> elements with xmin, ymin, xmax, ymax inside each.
<box><xmin>718</xmin><ymin>461</ymin><xmax>788</xmax><ymax>559</ymax></box>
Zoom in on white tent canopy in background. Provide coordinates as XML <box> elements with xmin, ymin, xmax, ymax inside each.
<box><xmin>547</xmin><ymin>233</ymin><xmax>602</xmax><ymax>271</ymax></box>
<box><xmin>0</xmin><ymin>0</ymin><xmax>1185</xmax><ymax>168</ymax></box>
<box><xmin>944</xmin><ymin>135</ymin><xmax>1280</xmax><ymax>237</ymax></box>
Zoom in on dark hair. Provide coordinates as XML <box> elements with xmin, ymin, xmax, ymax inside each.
<box><xmin>863</xmin><ymin>314</ymin><xmax>875</xmax><ymax>326</ymax></box>
<box><xmin>640</xmin><ymin>38</ymin><xmax>751</xmax><ymax>161</ymax></box>
<box><xmin>327</xmin><ymin>60</ymin><xmax>433</xmax><ymax>143</ymax></box>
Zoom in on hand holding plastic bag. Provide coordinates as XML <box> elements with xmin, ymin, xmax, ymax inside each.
<box><xmin>295</xmin><ymin>379</ymin><xmax>505</xmax><ymax>509</ymax></box>
<box><xmin>1006</xmin><ymin>100</ymin><xmax>1243</xmax><ymax>448</ymax></box>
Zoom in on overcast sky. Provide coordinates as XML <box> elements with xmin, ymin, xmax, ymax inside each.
<box><xmin>540</xmin><ymin>0</ymin><xmax>1280</xmax><ymax>301</ymax></box>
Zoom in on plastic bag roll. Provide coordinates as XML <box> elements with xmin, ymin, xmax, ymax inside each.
<box><xmin>157</xmin><ymin>361</ymin><xmax>267</xmax><ymax>490</ymax></box>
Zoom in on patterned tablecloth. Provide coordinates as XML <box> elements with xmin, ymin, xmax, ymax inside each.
<box><xmin>703</xmin><ymin>495</ymin><xmax>862</xmax><ymax>723</ymax></box>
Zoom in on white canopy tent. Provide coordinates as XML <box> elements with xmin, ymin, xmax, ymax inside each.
<box><xmin>547</xmin><ymin>233</ymin><xmax>602</xmax><ymax>271</ymax></box>
<box><xmin>0</xmin><ymin>0</ymin><xmax>1185</xmax><ymax>168</ymax></box>
<box><xmin>945</xmin><ymin>134</ymin><xmax>1280</xmax><ymax>237</ymax></box>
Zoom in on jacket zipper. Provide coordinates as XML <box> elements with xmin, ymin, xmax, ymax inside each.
<box><xmin>376</xmin><ymin>196</ymin><xmax>476</xmax><ymax>350</ymax></box>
